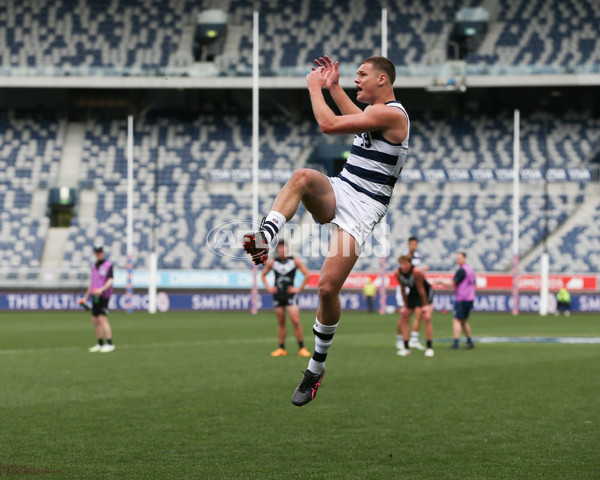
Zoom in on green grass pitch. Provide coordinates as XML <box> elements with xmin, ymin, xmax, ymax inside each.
<box><xmin>0</xmin><ymin>310</ymin><xmax>598</xmax><ymax>479</ymax></box>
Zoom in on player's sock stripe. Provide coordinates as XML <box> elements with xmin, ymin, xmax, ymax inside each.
<box><xmin>263</xmin><ymin>221</ymin><xmax>278</xmax><ymax>235</ymax></box>
<box><xmin>263</xmin><ymin>224</ymin><xmax>276</xmax><ymax>238</ymax></box>
<box><xmin>313</xmin><ymin>328</ymin><xmax>334</xmax><ymax>341</ymax></box>
<box><xmin>312</xmin><ymin>351</ymin><xmax>327</xmax><ymax>362</ymax></box>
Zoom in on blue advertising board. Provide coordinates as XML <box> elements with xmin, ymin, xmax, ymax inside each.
<box><xmin>1</xmin><ymin>292</ymin><xmax>599</xmax><ymax>312</ymax></box>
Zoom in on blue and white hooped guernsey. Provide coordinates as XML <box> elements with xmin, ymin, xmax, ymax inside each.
<box><xmin>338</xmin><ymin>100</ymin><xmax>409</xmax><ymax>207</ymax></box>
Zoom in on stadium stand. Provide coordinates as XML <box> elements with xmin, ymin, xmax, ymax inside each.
<box><xmin>48</xmin><ymin>107</ymin><xmax>594</xmax><ymax>273</ymax></box>
<box><xmin>468</xmin><ymin>0</ymin><xmax>600</xmax><ymax>69</ymax></box>
<box><xmin>0</xmin><ymin>0</ymin><xmax>199</xmax><ymax>71</ymax></box>
<box><xmin>1</xmin><ymin>0</ymin><xmax>599</xmax><ymax>276</ymax></box>
<box><xmin>1</xmin><ymin>106</ymin><xmax>596</xmax><ymax>274</ymax></box>
<box><xmin>221</xmin><ymin>0</ymin><xmax>600</xmax><ymax>74</ymax></box>
<box><xmin>411</xmin><ymin>109</ymin><xmax>600</xmax><ymax>169</ymax></box>
<box><xmin>1</xmin><ymin>0</ymin><xmax>599</xmax><ymax>74</ymax></box>
<box><xmin>523</xmin><ymin>192</ymin><xmax>600</xmax><ymax>273</ymax></box>
<box><xmin>384</xmin><ymin>185</ymin><xmax>587</xmax><ymax>273</ymax></box>
<box><xmin>0</xmin><ymin>112</ymin><xmax>61</xmax><ymax>269</ymax></box>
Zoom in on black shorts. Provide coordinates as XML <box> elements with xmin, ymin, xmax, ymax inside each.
<box><xmin>406</xmin><ymin>288</ymin><xmax>434</xmax><ymax>309</ymax></box>
<box><xmin>454</xmin><ymin>300</ymin><xmax>473</xmax><ymax>320</ymax></box>
<box><xmin>273</xmin><ymin>293</ymin><xmax>297</xmax><ymax>308</ymax></box>
<box><xmin>91</xmin><ymin>296</ymin><xmax>110</xmax><ymax>316</ymax></box>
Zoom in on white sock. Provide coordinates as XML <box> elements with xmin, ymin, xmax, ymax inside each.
<box><xmin>307</xmin><ymin>318</ymin><xmax>338</xmax><ymax>375</ymax></box>
<box><xmin>410</xmin><ymin>331</ymin><xmax>419</xmax><ymax>341</ymax></box>
<box><xmin>262</xmin><ymin>211</ymin><xmax>286</xmax><ymax>244</ymax></box>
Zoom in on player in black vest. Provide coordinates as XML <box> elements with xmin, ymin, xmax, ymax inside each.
<box><xmin>261</xmin><ymin>240</ymin><xmax>311</xmax><ymax>357</ymax></box>
<box><xmin>396</xmin><ymin>255</ymin><xmax>435</xmax><ymax>358</ymax></box>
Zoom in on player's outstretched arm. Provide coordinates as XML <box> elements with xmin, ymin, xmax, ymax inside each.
<box><xmin>261</xmin><ymin>259</ymin><xmax>277</xmax><ymax>293</ymax></box>
<box><xmin>313</xmin><ymin>55</ymin><xmax>362</xmax><ymax>116</ymax></box>
<box><xmin>289</xmin><ymin>258</ymin><xmax>310</xmax><ymax>294</ymax></box>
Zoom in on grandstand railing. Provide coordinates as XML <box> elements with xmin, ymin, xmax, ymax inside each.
<box><xmin>2</xmin><ymin>62</ymin><xmax>600</xmax><ymax>79</ymax></box>
<box><xmin>0</xmin><ymin>268</ymin><xmax>90</xmax><ymax>289</ymax></box>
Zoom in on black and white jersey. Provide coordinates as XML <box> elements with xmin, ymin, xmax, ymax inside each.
<box><xmin>272</xmin><ymin>257</ymin><xmax>297</xmax><ymax>295</ymax></box>
<box><xmin>399</xmin><ymin>265</ymin><xmax>432</xmax><ymax>302</ymax></box>
<box><xmin>338</xmin><ymin>101</ymin><xmax>409</xmax><ymax>208</ymax></box>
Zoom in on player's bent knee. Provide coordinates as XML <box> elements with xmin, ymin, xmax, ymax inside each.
<box><xmin>318</xmin><ymin>283</ymin><xmax>338</xmax><ymax>304</ymax></box>
<box><xmin>289</xmin><ymin>169</ymin><xmax>312</xmax><ymax>190</ymax></box>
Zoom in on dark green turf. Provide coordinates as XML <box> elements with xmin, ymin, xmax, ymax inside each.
<box><xmin>0</xmin><ymin>311</ymin><xmax>598</xmax><ymax>479</ymax></box>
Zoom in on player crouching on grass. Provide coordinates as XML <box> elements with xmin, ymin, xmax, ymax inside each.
<box><xmin>79</xmin><ymin>245</ymin><xmax>115</xmax><ymax>353</ymax></box>
<box><xmin>243</xmin><ymin>54</ymin><xmax>409</xmax><ymax>406</ymax></box>
<box><xmin>395</xmin><ymin>255</ymin><xmax>435</xmax><ymax>357</ymax></box>
<box><xmin>261</xmin><ymin>240</ymin><xmax>312</xmax><ymax>358</ymax></box>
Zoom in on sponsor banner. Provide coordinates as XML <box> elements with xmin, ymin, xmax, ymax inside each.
<box><xmin>203</xmin><ymin>168</ymin><xmax>593</xmax><ymax>183</ymax></box>
<box><xmin>113</xmin><ymin>270</ymin><xmax>597</xmax><ymax>292</ymax></box>
<box><xmin>207</xmin><ymin>169</ymin><xmax>294</xmax><ymax>182</ymax></box>
<box><xmin>0</xmin><ymin>292</ymin><xmax>171</xmax><ymax>312</ymax></box>
<box><xmin>113</xmin><ymin>269</ymin><xmax>257</xmax><ymax>289</ymax></box>
<box><xmin>1</xmin><ymin>292</ymin><xmax>599</xmax><ymax>312</ymax></box>
<box><xmin>472</xmin><ymin>274</ymin><xmax>598</xmax><ymax>291</ymax></box>
<box><xmin>113</xmin><ymin>269</ymin><xmax>307</xmax><ymax>290</ymax></box>
<box><xmin>306</xmin><ymin>273</ymin><xmax>598</xmax><ymax>292</ymax></box>
<box><xmin>111</xmin><ymin>269</ymin><xmax>598</xmax><ymax>292</ymax></box>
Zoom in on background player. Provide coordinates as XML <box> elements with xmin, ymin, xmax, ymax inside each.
<box><xmin>80</xmin><ymin>245</ymin><xmax>115</xmax><ymax>353</ymax></box>
<box><xmin>396</xmin><ymin>255</ymin><xmax>434</xmax><ymax>357</ymax></box>
<box><xmin>394</xmin><ymin>236</ymin><xmax>429</xmax><ymax>351</ymax></box>
<box><xmin>261</xmin><ymin>240</ymin><xmax>311</xmax><ymax>357</ymax></box>
<box><xmin>440</xmin><ymin>252</ymin><xmax>476</xmax><ymax>349</ymax></box>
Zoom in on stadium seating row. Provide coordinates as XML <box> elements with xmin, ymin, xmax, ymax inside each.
<box><xmin>1</xmin><ymin>0</ymin><xmax>599</xmax><ymax>72</ymax></box>
<box><xmin>0</xmin><ymin>0</ymin><xmax>198</xmax><ymax>71</ymax></box>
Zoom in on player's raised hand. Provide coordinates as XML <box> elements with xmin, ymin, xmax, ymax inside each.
<box><xmin>313</xmin><ymin>55</ymin><xmax>339</xmax><ymax>89</ymax></box>
<box><xmin>306</xmin><ymin>66</ymin><xmax>329</xmax><ymax>90</ymax></box>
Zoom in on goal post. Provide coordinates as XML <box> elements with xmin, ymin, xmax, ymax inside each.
<box><xmin>511</xmin><ymin>109</ymin><xmax>520</xmax><ymax>316</ymax></box>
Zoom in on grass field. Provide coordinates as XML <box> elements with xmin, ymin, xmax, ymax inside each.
<box><xmin>0</xmin><ymin>310</ymin><xmax>598</xmax><ymax>479</ymax></box>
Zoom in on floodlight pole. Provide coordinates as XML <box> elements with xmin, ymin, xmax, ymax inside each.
<box><xmin>511</xmin><ymin>109</ymin><xmax>520</xmax><ymax>316</ymax></box>
<box><xmin>148</xmin><ymin>118</ymin><xmax>159</xmax><ymax>314</ymax></box>
<box><xmin>251</xmin><ymin>11</ymin><xmax>260</xmax><ymax>315</ymax></box>
<box><xmin>540</xmin><ymin>108</ymin><xmax>550</xmax><ymax>316</ymax></box>
<box><xmin>378</xmin><ymin>7</ymin><xmax>389</xmax><ymax>315</ymax></box>
<box><xmin>126</xmin><ymin>115</ymin><xmax>134</xmax><ymax>314</ymax></box>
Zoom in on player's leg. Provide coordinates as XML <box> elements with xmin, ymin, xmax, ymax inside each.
<box><xmin>409</xmin><ymin>306</ymin><xmax>426</xmax><ymax>350</ymax></box>
<box><xmin>397</xmin><ymin>307</ymin><xmax>413</xmax><ymax>356</ymax></box>
<box><xmin>395</xmin><ymin>288</ymin><xmax>405</xmax><ymax>350</ymax></box>
<box><xmin>396</xmin><ymin>307</ymin><xmax>405</xmax><ymax>351</ymax></box>
<box><xmin>315</xmin><ymin>227</ymin><xmax>360</xmax><ymax>325</ymax></box>
<box><xmin>89</xmin><ymin>315</ymin><xmax>104</xmax><ymax>352</ymax></box>
<box><xmin>271</xmin><ymin>306</ymin><xmax>287</xmax><ymax>356</ymax></box>
<box><xmin>98</xmin><ymin>314</ymin><xmax>115</xmax><ymax>352</ymax></box>
<box><xmin>272</xmin><ymin>169</ymin><xmax>336</xmax><ymax>226</ymax></box>
<box><xmin>244</xmin><ymin>170</ymin><xmax>336</xmax><ymax>265</ymax></box>
<box><xmin>292</xmin><ymin>227</ymin><xmax>360</xmax><ymax>406</ymax></box>
<box><xmin>461</xmin><ymin>320</ymin><xmax>474</xmax><ymax>349</ymax></box>
<box><xmin>287</xmin><ymin>305</ymin><xmax>310</xmax><ymax>356</ymax></box>
<box><xmin>449</xmin><ymin>316</ymin><xmax>462</xmax><ymax>349</ymax></box>
<box><xmin>422</xmin><ymin>304</ymin><xmax>435</xmax><ymax>357</ymax></box>
<box><xmin>96</xmin><ymin>298</ymin><xmax>114</xmax><ymax>352</ymax></box>
<box><xmin>461</xmin><ymin>304</ymin><xmax>474</xmax><ymax>349</ymax></box>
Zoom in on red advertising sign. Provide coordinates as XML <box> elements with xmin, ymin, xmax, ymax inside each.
<box><xmin>305</xmin><ymin>273</ymin><xmax>598</xmax><ymax>292</ymax></box>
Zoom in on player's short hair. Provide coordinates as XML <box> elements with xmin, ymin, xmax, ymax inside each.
<box><xmin>458</xmin><ymin>251</ymin><xmax>466</xmax><ymax>258</ymax></box>
<box><xmin>362</xmin><ymin>56</ymin><xmax>396</xmax><ymax>85</ymax></box>
<box><xmin>277</xmin><ymin>239</ymin><xmax>285</xmax><ymax>247</ymax></box>
<box><xmin>398</xmin><ymin>255</ymin><xmax>412</xmax><ymax>263</ymax></box>
<box><xmin>408</xmin><ymin>236</ymin><xmax>418</xmax><ymax>243</ymax></box>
